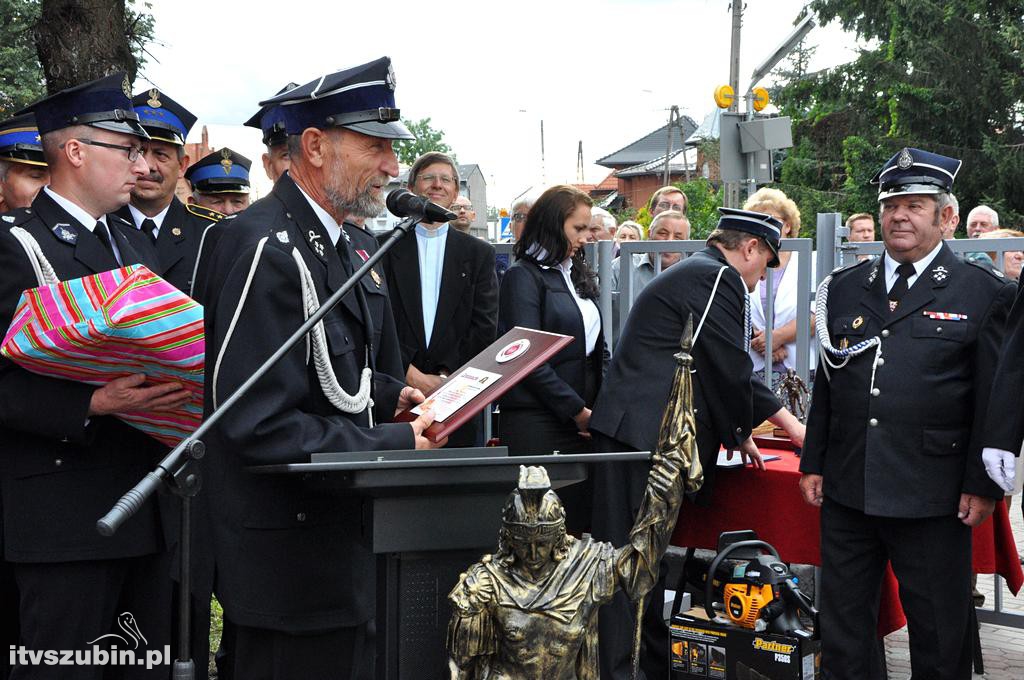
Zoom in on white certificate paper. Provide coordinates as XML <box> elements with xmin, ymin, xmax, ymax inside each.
<box><xmin>411</xmin><ymin>368</ymin><xmax>502</xmax><ymax>422</ymax></box>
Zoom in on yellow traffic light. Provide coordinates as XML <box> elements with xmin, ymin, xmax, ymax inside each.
<box><xmin>752</xmin><ymin>87</ymin><xmax>770</xmax><ymax>112</ymax></box>
<box><xmin>714</xmin><ymin>85</ymin><xmax>735</xmax><ymax>109</ymax></box>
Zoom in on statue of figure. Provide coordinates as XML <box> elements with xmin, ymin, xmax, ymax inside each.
<box><xmin>775</xmin><ymin>368</ymin><xmax>811</xmax><ymax>423</ymax></box>
<box><xmin>446</xmin><ymin>319</ymin><xmax>699</xmax><ymax>679</ymax></box>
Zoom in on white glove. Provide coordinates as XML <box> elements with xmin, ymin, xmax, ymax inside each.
<box><xmin>982</xmin><ymin>447</ymin><xmax>1017</xmax><ymax>494</ymax></box>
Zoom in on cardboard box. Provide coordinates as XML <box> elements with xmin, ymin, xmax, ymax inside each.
<box><xmin>670</xmin><ymin>608</ymin><xmax>820</xmax><ymax>680</ymax></box>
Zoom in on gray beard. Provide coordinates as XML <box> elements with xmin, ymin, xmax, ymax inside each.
<box><xmin>325</xmin><ymin>186</ymin><xmax>383</xmax><ymax>219</ymax></box>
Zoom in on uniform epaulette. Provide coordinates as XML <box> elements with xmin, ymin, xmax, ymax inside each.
<box><xmin>0</xmin><ymin>208</ymin><xmax>34</xmax><ymax>228</ymax></box>
<box><xmin>830</xmin><ymin>257</ymin><xmax>873</xmax><ymax>278</ymax></box>
<box><xmin>966</xmin><ymin>258</ymin><xmax>1010</xmax><ymax>282</ymax></box>
<box><xmin>186</xmin><ymin>203</ymin><xmax>225</xmax><ymax>222</ymax></box>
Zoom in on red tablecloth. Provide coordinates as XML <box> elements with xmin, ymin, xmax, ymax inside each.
<box><xmin>672</xmin><ymin>449</ymin><xmax>1024</xmax><ymax>636</ymax></box>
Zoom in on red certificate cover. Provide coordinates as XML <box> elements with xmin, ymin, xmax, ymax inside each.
<box><xmin>394</xmin><ymin>326</ymin><xmax>573</xmax><ymax>442</ymax></box>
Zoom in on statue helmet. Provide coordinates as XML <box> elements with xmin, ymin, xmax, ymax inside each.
<box><xmin>501</xmin><ymin>466</ymin><xmax>566</xmax><ymax>541</ymax></box>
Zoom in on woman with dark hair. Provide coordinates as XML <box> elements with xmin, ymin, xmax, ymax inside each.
<box><xmin>498</xmin><ymin>185</ymin><xmax>608</xmax><ymax>506</ymax></box>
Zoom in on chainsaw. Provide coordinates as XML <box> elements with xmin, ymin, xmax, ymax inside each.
<box><xmin>699</xmin><ymin>532</ymin><xmax>819</xmax><ymax>638</ymax></box>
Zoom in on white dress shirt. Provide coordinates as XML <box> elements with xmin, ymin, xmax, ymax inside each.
<box><xmin>883</xmin><ymin>240</ymin><xmax>944</xmax><ymax>293</ymax></box>
<box><xmin>44</xmin><ymin>186</ymin><xmax>122</xmax><ymax>265</ymax></box>
<box><xmin>416</xmin><ymin>223</ymin><xmax>449</xmax><ymax>346</ymax></box>
<box><xmin>127</xmin><ymin>202</ymin><xmax>171</xmax><ymax>238</ymax></box>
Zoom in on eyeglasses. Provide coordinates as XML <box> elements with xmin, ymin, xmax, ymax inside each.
<box><xmin>418</xmin><ymin>173</ymin><xmax>456</xmax><ymax>186</ymax></box>
<box><xmin>72</xmin><ymin>138</ymin><xmax>145</xmax><ymax>162</ymax></box>
<box><xmin>512</xmin><ymin>212</ymin><xmax>528</xmax><ymax>222</ymax></box>
<box><xmin>452</xmin><ymin>204</ymin><xmax>471</xmax><ymax>212</ymax></box>
<box><xmin>655</xmin><ymin>201</ymin><xmax>686</xmax><ymax>212</ymax></box>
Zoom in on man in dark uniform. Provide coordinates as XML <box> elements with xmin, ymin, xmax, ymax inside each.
<box><xmin>381</xmin><ymin>151</ymin><xmax>498</xmax><ymax>448</ymax></box>
<box><xmin>184</xmin><ymin>148</ymin><xmax>251</xmax><ymax>217</ymax></box>
<box><xmin>0</xmin><ymin>110</ymin><xmax>48</xmax><ymax>680</ymax></box>
<box><xmin>799</xmin><ymin>148</ymin><xmax>1015</xmax><ymax>680</ymax></box>
<box><xmin>114</xmin><ymin>88</ymin><xmax>222</xmax><ymax>296</ymax></box>
<box><xmin>244</xmin><ymin>82</ymin><xmax>298</xmax><ymax>183</ymax></box>
<box><xmin>200</xmin><ymin>57</ymin><xmax>443</xmax><ymax>680</ymax></box>
<box><xmin>589</xmin><ymin>208</ymin><xmax>806</xmax><ymax>679</ymax></box>
<box><xmin>0</xmin><ymin>72</ymin><xmax>192</xmax><ymax>679</ymax></box>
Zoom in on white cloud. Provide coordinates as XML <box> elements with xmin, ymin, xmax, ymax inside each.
<box><xmin>140</xmin><ymin>0</ymin><xmax>862</xmax><ymax>208</ymax></box>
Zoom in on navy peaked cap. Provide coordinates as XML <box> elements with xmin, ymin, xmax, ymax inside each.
<box><xmin>18</xmin><ymin>72</ymin><xmax>149</xmax><ymax>139</ymax></box>
<box><xmin>0</xmin><ymin>113</ymin><xmax>46</xmax><ymax>166</ymax></box>
<box><xmin>185</xmin><ymin>148</ymin><xmax>252</xmax><ymax>194</ymax></box>
<box><xmin>258</xmin><ymin>57</ymin><xmax>414</xmax><ymax>140</ymax></box>
<box><xmin>716</xmin><ymin>207</ymin><xmax>783</xmax><ymax>268</ymax></box>
<box><xmin>871</xmin><ymin>147</ymin><xmax>961</xmax><ymax>201</ymax></box>
<box><xmin>131</xmin><ymin>88</ymin><xmax>196</xmax><ymax>145</ymax></box>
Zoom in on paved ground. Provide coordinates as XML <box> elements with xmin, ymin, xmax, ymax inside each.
<box><xmin>883</xmin><ymin>501</ymin><xmax>1024</xmax><ymax>678</ymax></box>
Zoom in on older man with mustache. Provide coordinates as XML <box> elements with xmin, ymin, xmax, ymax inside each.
<box><xmin>197</xmin><ymin>57</ymin><xmax>444</xmax><ymax>680</ymax></box>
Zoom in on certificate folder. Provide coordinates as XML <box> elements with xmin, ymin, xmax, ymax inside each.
<box><xmin>394</xmin><ymin>326</ymin><xmax>572</xmax><ymax>442</ymax></box>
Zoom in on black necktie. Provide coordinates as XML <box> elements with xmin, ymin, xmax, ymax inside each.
<box><xmin>141</xmin><ymin>218</ymin><xmax>158</xmax><ymax>244</ymax></box>
<box><xmin>888</xmin><ymin>262</ymin><xmax>916</xmax><ymax>310</ymax></box>
<box><xmin>336</xmin><ymin>234</ymin><xmax>355</xmax><ymax>277</ymax></box>
<box><xmin>94</xmin><ymin>221</ymin><xmax>120</xmax><ymax>265</ymax></box>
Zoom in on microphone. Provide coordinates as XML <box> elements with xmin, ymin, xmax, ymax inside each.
<box><xmin>386</xmin><ymin>189</ymin><xmax>457</xmax><ymax>223</ymax></box>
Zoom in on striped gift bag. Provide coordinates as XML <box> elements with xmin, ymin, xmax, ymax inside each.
<box><xmin>1</xmin><ymin>265</ymin><xmax>204</xmax><ymax>446</ymax></box>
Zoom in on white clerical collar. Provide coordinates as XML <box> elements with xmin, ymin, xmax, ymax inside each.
<box><xmin>128</xmin><ymin>202</ymin><xmax>171</xmax><ymax>230</ymax></box>
<box><xmin>884</xmin><ymin>240</ymin><xmax>944</xmax><ymax>280</ymax></box>
<box><xmin>295</xmin><ymin>183</ymin><xmax>343</xmax><ymax>246</ymax></box>
<box><xmin>416</xmin><ymin>223</ymin><xmax>449</xmax><ymax>238</ymax></box>
<box><xmin>44</xmin><ymin>186</ymin><xmax>110</xmax><ymax>233</ymax></box>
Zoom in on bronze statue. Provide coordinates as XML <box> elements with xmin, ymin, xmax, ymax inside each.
<box><xmin>446</xmin><ymin>318</ymin><xmax>699</xmax><ymax>679</ymax></box>
<box><xmin>774</xmin><ymin>368</ymin><xmax>811</xmax><ymax>423</ymax></box>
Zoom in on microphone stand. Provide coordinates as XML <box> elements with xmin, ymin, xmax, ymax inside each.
<box><xmin>96</xmin><ymin>212</ymin><xmax>423</xmax><ymax>680</ymax></box>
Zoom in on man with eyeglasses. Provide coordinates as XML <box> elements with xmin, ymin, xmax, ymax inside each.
<box><xmin>648</xmin><ymin>184</ymin><xmax>688</xmax><ymax>217</ymax></box>
<box><xmin>0</xmin><ymin>72</ymin><xmax>190</xmax><ymax>678</ymax></box>
<box><xmin>381</xmin><ymin>151</ymin><xmax>498</xmax><ymax>447</ymax></box>
<box><xmin>450</xmin><ymin>194</ymin><xmax>476</xmax><ymax>234</ymax></box>
<box><xmin>509</xmin><ymin>195</ymin><xmax>534</xmax><ymax>242</ymax></box>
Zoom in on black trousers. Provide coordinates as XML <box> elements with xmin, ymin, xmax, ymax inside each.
<box><xmin>1</xmin><ymin>557</ymin><xmax>17</xmax><ymax>679</ymax></box>
<box><xmin>819</xmin><ymin>498</ymin><xmax>973</xmax><ymax>680</ymax></box>
<box><xmin>10</xmin><ymin>553</ymin><xmax>173</xmax><ymax>680</ymax></box>
<box><xmin>232</xmin><ymin>622</ymin><xmax>369</xmax><ymax>680</ymax></box>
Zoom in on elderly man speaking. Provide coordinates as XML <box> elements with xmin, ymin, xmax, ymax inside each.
<box><xmin>199</xmin><ymin>57</ymin><xmax>444</xmax><ymax>679</ymax></box>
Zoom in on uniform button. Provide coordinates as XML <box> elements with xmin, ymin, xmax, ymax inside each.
<box><xmin>54</xmin><ymin>458</ymin><xmax>63</xmax><ymax>466</ymax></box>
<box><xmin>736</xmin><ymin>427</ymin><xmax>743</xmax><ymax>435</ymax></box>
<box><xmin>871</xmin><ymin>388</ymin><xmax>880</xmax><ymax>397</ymax></box>
<box><xmin>881</xmin><ymin>330</ymin><xmax>890</xmax><ymax>338</ymax></box>
<box><xmin>869</xmin><ymin>418</ymin><xmax>879</xmax><ymax>427</ymax></box>
<box><xmin>935</xmin><ymin>326</ymin><xmax>943</xmax><ymax>334</ymax></box>
<box><xmin>877</xmin><ymin>358</ymin><xmax>885</xmax><ymax>366</ymax></box>
<box><xmin>952</xmin><ymin>442</ymin><xmax>959</xmax><ymax>449</ymax></box>
<box><xmin>296</xmin><ymin>512</ymin><xmax>306</xmax><ymax>522</ymax></box>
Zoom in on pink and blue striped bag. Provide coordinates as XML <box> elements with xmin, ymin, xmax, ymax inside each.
<box><xmin>1</xmin><ymin>265</ymin><xmax>204</xmax><ymax>446</ymax></box>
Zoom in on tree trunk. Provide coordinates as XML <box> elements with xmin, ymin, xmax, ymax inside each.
<box><xmin>33</xmin><ymin>0</ymin><xmax>136</xmax><ymax>94</ymax></box>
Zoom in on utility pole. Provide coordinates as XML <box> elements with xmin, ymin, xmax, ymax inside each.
<box><xmin>540</xmin><ymin>119</ymin><xmax>546</xmax><ymax>185</ymax></box>
<box><xmin>728</xmin><ymin>2</ymin><xmax>743</xmax><ymax>113</ymax></box>
<box><xmin>577</xmin><ymin>141</ymin><xmax>585</xmax><ymax>183</ymax></box>
<box><xmin>663</xmin><ymin>106</ymin><xmax>690</xmax><ymax>185</ymax></box>
<box><xmin>725</xmin><ymin>1</ymin><xmax>744</xmax><ymax>207</ymax></box>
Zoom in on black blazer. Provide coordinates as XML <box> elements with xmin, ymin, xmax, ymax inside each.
<box><xmin>801</xmin><ymin>245</ymin><xmax>1015</xmax><ymax>517</ymax></box>
<box><xmin>382</xmin><ymin>227</ymin><xmax>498</xmax><ymax>376</ymax></box>
<box><xmin>115</xmin><ymin>198</ymin><xmax>221</xmax><ymax>294</ymax></box>
<box><xmin>201</xmin><ymin>172</ymin><xmax>410</xmax><ymax>632</ymax></box>
<box><xmin>0</xmin><ymin>190</ymin><xmax>166</xmax><ymax>563</ymax></box>
<box><xmin>498</xmin><ymin>259</ymin><xmax>608</xmax><ymax>422</ymax></box>
<box><xmin>590</xmin><ymin>247</ymin><xmax>781</xmax><ymax>502</ymax></box>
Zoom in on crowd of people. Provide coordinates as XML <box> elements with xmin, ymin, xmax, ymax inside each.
<box><xmin>0</xmin><ymin>55</ymin><xmax>1023</xmax><ymax>680</ymax></box>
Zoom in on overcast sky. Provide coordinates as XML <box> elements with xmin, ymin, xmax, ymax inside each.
<box><xmin>138</xmin><ymin>0</ymin><xmax>863</xmax><ymax>206</ymax></box>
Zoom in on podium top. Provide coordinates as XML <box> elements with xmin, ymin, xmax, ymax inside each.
<box><xmin>246</xmin><ymin>450</ymin><xmax>651</xmax><ymax>497</ymax></box>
